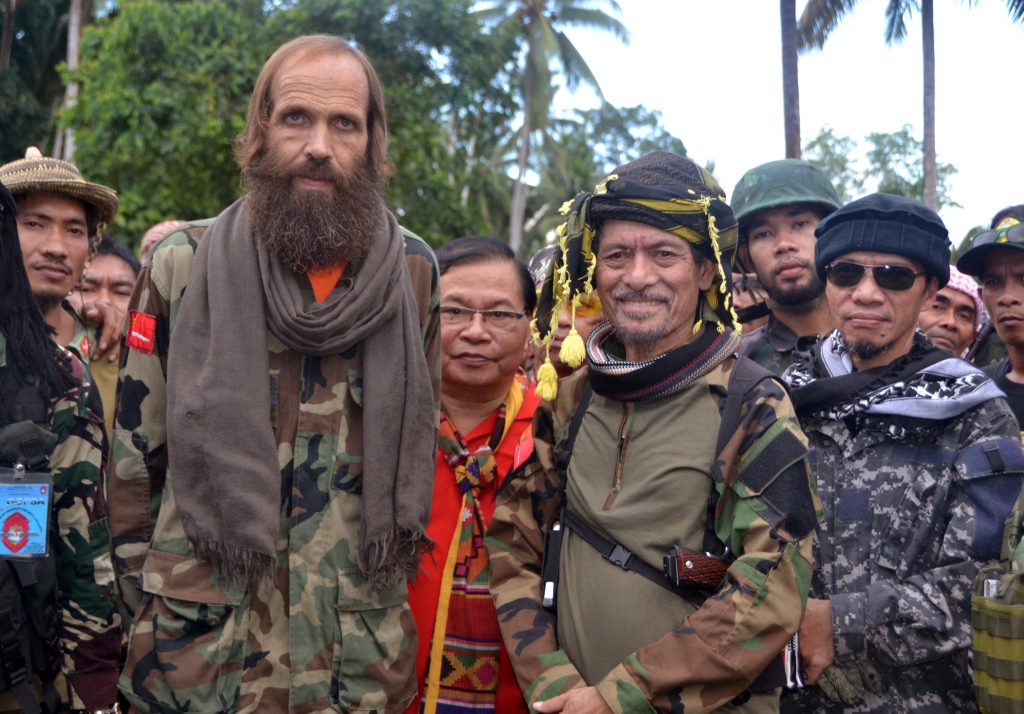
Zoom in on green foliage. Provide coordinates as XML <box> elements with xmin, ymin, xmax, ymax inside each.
<box><xmin>1</xmin><ymin>0</ymin><xmax>72</xmax><ymax>160</ymax></box>
<box><xmin>864</xmin><ymin>124</ymin><xmax>959</xmax><ymax>209</ymax></box>
<box><xmin>280</xmin><ymin>0</ymin><xmax>521</xmax><ymax>246</ymax></box>
<box><xmin>65</xmin><ymin>0</ymin><xmax>522</xmax><ymax>247</ymax></box>
<box><xmin>66</xmin><ymin>0</ymin><xmax>271</xmax><ymax>242</ymax></box>
<box><xmin>803</xmin><ymin>124</ymin><xmax>958</xmax><ymax>209</ymax></box>
<box><xmin>951</xmin><ymin>225</ymin><xmax>986</xmax><ymax>265</ymax></box>
<box><xmin>803</xmin><ymin>125</ymin><xmax>863</xmax><ymax>203</ymax></box>
<box><xmin>517</xmin><ymin>102</ymin><xmax>687</xmax><ymax>258</ymax></box>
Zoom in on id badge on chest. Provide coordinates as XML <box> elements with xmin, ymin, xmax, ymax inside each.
<box><xmin>0</xmin><ymin>465</ymin><xmax>53</xmax><ymax>558</ymax></box>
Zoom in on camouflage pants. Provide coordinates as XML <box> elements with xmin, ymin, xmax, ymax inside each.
<box><xmin>719</xmin><ymin>687</ymin><xmax>781</xmax><ymax>714</ymax></box>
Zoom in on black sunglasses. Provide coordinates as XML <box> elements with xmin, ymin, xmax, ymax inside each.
<box><xmin>825</xmin><ymin>261</ymin><xmax>927</xmax><ymax>291</ymax></box>
<box><xmin>970</xmin><ymin>223</ymin><xmax>1024</xmax><ymax>248</ymax></box>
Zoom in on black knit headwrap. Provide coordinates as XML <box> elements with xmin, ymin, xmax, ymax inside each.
<box><xmin>0</xmin><ymin>182</ymin><xmax>78</xmax><ymax>426</ymax></box>
<box><xmin>532</xmin><ymin>152</ymin><xmax>740</xmax><ymax>400</ymax></box>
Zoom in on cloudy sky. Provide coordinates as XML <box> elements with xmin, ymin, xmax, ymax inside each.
<box><xmin>557</xmin><ymin>0</ymin><xmax>1024</xmax><ymax>248</ymax></box>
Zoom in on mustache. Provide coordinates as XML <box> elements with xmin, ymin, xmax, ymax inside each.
<box><xmin>771</xmin><ymin>257</ymin><xmax>812</xmax><ymax>277</ymax></box>
<box><xmin>35</xmin><ymin>259</ymin><xmax>72</xmax><ymax>274</ymax></box>
<box><xmin>248</xmin><ymin>152</ymin><xmax>345</xmax><ymax>185</ymax></box>
<box><xmin>610</xmin><ymin>288</ymin><xmax>671</xmax><ymax>304</ymax></box>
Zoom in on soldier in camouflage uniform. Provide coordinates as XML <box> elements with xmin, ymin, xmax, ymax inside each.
<box><xmin>732</xmin><ymin>160</ymin><xmax>842</xmax><ymax>375</ymax></box>
<box><xmin>107</xmin><ymin>36</ymin><xmax>440</xmax><ymax>714</ymax></box>
<box><xmin>0</xmin><ymin>183</ymin><xmax>121</xmax><ymax>714</ymax></box>
<box><xmin>488</xmin><ymin>153</ymin><xmax>822</xmax><ymax>714</ymax></box>
<box><xmin>0</xmin><ymin>147</ymin><xmax>127</xmax><ymax>436</ymax></box>
<box><xmin>782</xmin><ymin>194</ymin><xmax>1022</xmax><ymax>713</ymax></box>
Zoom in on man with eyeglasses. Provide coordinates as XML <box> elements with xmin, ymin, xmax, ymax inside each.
<box><xmin>956</xmin><ymin>211</ymin><xmax>1024</xmax><ymax>428</ymax></box>
<box><xmin>403</xmin><ymin>236</ymin><xmax>539</xmax><ymax>714</ymax></box>
<box><xmin>780</xmin><ymin>194</ymin><xmax>1020</xmax><ymax>714</ymax></box>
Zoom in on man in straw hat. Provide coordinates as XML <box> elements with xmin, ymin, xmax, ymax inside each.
<box><xmin>0</xmin><ymin>147</ymin><xmax>124</xmax><ymax>429</ymax></box>
<box><xmin>106</xmin><ymin>34</ymin><xmax>440</xmax><ymax>714</ymax></box>
<box><xmin>487</xmin><ymin>151</ymin><xmax>821</xmax><ymax>713</ymax></box>
<box><xmin>0</xmin><ymin>182</ymin><xmax>121</xmax><ymax>714</ymax></box>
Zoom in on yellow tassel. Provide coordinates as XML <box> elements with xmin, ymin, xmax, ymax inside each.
<box><xmin>692</xmin><ymin>319</ymin><xmax>704</xmax><ymax>335</ymax></box>
<box><xmin>536</xmin><ymin>359</ymin><xmax>559</xmax><ymax>401</ymax></box>
<box><xmin>558</xmin><ymin>304</ymin><xmax>587</xmax><ymax>368</ymax></box>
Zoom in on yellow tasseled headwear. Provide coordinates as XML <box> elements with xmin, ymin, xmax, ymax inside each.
<box><xmin>532</xmin><ymin>152</ymin><xmax>741</xmax><ymax>401</ymax></box>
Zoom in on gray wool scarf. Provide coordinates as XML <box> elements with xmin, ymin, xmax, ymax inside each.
<box><xmin>166</xmin><ymin>197</ymin><xmax>436</xmax><ymax>591</ymax></box>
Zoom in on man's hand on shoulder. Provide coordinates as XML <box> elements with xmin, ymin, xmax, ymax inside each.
<box><xmin>799</xmin><ymin>597</ymin><xmax>836</xmax><ymax>684</ymax></box>
<box><xmin>533</xmin><ymin>687</ymin><xmax>613</xmax><ymax>714</ymax></box>
<box><xmin>81</xmin><ymin>301</ymin><xmax>124</xmax><ymax>362</ymax></box>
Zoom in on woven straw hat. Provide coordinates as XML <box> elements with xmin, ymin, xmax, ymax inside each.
<box><xmin>0</xmin><ymin>147</ymin><xmax>119</xmax><ymax>237</ymax></box>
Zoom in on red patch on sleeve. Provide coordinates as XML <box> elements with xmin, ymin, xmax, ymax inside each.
<box><xmin>126</xmin><ymin>310</ymin><xmax>157</xmax><ymax>355</ymax></box>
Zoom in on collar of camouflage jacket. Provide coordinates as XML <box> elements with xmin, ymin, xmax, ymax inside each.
<box><xmin>786</xmin><ymin>329</ymin><xmax>1004</xmax><ymax>427</ymax></box>
<box><xmin>165</xmin><ymin>197</ymin><xmax>437</xmax><ymax>591</ymax></box>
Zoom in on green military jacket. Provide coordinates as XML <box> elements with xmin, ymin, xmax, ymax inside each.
<box><xmin>738</xmin><ymin>314</ymin><xmax>798</xmax><ymax>376</ymax></box>
<box><xmin>108</xmin><ymin>222</ymin><xmax>441</xmax><ymax>714</ymax></box>
<box><xmin>486</xmin><ymin>359</ymin><xmax>822</xmax><ymax>713</ymax></box>
<box><xmin>0</xmin><ymin>333</ymin><xmax>121</xmax><ymax>711</ymax></box>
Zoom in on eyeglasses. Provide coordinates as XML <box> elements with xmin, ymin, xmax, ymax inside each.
<box><xmin>440</xmin><ymin>306</ymin><xmax>527</xmax><ymax>329</ymax></box>
<box><xmin>824</xmin><ymin>261</ymin><xmax>927</xmax><ymax>291</ymax></box>
<box><xmin>970</xmin><ymin>223</ymin><xmax>1024</xmax><ymax>248</ymax></box>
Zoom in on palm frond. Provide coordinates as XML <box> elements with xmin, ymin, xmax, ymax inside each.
<box><xmin>883</xmin><ymin>0</ymin><xmax>914</xmax><ymax>44</ymax></box>
<box><xmin>798</xmin><ymin>0</ymin><xmax>863</xmax><ymax>51</ymax></box>
<box><xmin>1007</xmin><ymin>0</ymin><xmax>1024</xmax><ymax>22</ymax></box>
<box><xmin>555</xmin><ymin>29</ymin><xmax>602</xmax><ymax>94</ymax></box>
<box><xmin>556</xmin><ymin>6</ymin><xmax>630</xmax><ymax>43</ymax></box>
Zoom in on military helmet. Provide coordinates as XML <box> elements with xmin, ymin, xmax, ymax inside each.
<box><xmin>731</xmin><ymin>159</ymin><xmax>842</xmax><ymax>242</ymax></box>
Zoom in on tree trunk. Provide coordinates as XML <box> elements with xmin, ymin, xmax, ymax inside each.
<box><xmin>922</xmin><ymin>0</ymin><xmax>937</xmax><ymax>210</ymax></box>
<box><xmin>781</xmin><ymin>0</ymin><xmax>801</xmax><ymax>159</ymax></box>
<box><xmin>59</xmin><ymin>0</ymin><xmax>82</xmax><ymax>161</ymax></box>
<box><xmin>1</xmin><ymin>0</ymin><xmax>17</xmax><ymax>74</ymax></box>
<box><xmin>509</xmin><ymin>69</ymin><xmax>533</xmax><ymax>255</ymax></box>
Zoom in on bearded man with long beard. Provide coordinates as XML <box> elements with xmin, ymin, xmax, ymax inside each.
<box><xmin>107</xmin><ymin>35</ymin><xmax>440</xmax><ymax>714</ymax></box>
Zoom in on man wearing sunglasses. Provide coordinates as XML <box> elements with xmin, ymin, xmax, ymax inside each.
<box><xmin>732</xmin><ymin>160</ymin><xmax>843</xmax><ymax>375</ymax></box>
<box><xmin>781</xmin><ymin>194</ymin><xmax>1020</xmax><ymax>714</ymax></box>
<box><xmin>957</xmin><ymin>213</ymin><xmax>1024</xmax><ymax>429</ymax></box>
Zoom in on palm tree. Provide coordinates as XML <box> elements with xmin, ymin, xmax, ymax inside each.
<box><xmin>799</xmin><ymin>0</ymin><xmax>1024</xmax><ymax>211</ymax></box>
<box><xmin>473</xmin><ymin>0</ymin><xmax>629</xmax><ymax>255</ymax></box>
<box><xmin>781</xmin><ymin>0</ymin><xmax>801</xmax><ymax>158</ymax></box>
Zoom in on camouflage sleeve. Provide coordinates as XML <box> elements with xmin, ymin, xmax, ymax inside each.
<box><xmin>486</xmin><ymin>374</ymin><xmax>591</xmax><ymax>707</ymax></box>
<box><xmin>833</xmin><ymin>399</ymin><xmax>1022</xmax><ymax>668</ymax></box>
<box><xmin>595</xmin><ymin>375</ymin><xmax>819</xmax><ymax>714</ymax></box>
<box><xmin>51</xmin><ymin>355</ymin><xmax>121</xmax><ymax>708</ymax></box>
<box><xmin>108</xmin><ymin>229</ymin><xmax>199</xmax><ymax>621</ymax></box>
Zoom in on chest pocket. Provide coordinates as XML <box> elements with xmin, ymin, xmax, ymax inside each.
<box><xmin>875</xmin><ymin>445</ymin><xmax>954</xmax><ymax>575</ymax></box>
<box><xmin>958</xmin><ymin>439</ymin><xmax>1024</xmax><ymax>556</ymax></box>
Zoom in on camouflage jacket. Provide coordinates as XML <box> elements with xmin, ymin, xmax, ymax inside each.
<box><xmin>782</xmin><ymin>357</ymin><xmax>1023</xmax><ymax>713</ymax></box>
<box><xmin>63</xmin><ymin>302</ymin><xmax>120</xmax><ymax>443</ymax></box>
<box><xmin>738</xmin><ymin>314</ymin><xmax>798</xmax><ymax>376</ymax></box>
<box><xmin>0</xmin><ymin>333</ymin><xmax>121</xmax><ymax>710</ymax></box>
<box><xmin>486</xmin><ymin>359</ymin><xmax>822</xmax><ymax>713</ymax></box>
<box><xmin>108</xmin><ymin>221</ymin><xmax>441</xmax><ymax>714</ymax></box>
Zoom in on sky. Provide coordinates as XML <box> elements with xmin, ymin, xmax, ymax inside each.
<box><xmin>556</xmin><ymin>0</ymin><xmax>1024</xmax><ymax>248</ymax></box>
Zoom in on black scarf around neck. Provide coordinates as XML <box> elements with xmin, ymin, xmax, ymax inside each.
<box><xmin>585</xmin><ymin>321</ymin><xmax>741</xmax><ymax>402</ymax></box>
